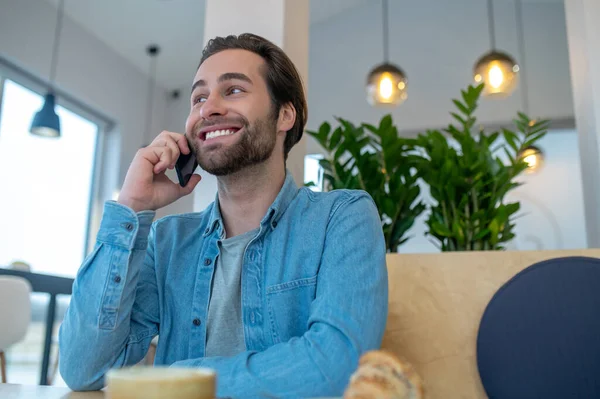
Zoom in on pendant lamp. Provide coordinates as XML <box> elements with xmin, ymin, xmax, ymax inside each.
<box><xmin>473</xmin><ymin>0</ymin><xmax>519</xmax><ymax>97</ymax></box>
<box><xmin>520</xmin><ymin>145</ymin><xmax>544</xmax><ymax>172</ymax></box>
<box><xmin>366</xmin><ymin>0</ymin><xmax>407</xmax><ymax>106</ymax></box>
<box><xmin>30</xmin><ymin>0</ymin><xmax>65</xmax><ymax>138</ymax></box>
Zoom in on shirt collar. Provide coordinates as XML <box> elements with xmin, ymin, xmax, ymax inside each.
<box><xmin>203</xmin><ymin>169</ymin><xmax>299</xmax><ymax>237</ymax></box>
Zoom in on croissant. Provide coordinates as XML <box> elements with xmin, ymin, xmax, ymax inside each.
<box><xmin>343</xmin><ymin>350</ymin><xmax>424</xmax><ymax>399</ymax></box>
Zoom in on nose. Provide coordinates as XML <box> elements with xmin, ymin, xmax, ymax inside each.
<box><xmin>199</xmin><ymin>92</ymin><xmax>227</xmax><ymax>119</ymax></box>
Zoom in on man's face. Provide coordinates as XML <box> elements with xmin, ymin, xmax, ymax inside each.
<box><xmin>186</xmin><ymin>49</ymin><xmax>280</xmax><ymax>176</ymax></box>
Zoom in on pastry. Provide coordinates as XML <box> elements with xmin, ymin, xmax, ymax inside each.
<box><xmin>343</xmin><ymin>350</ymin><xmax>424</xmax><ymax>399</ymax></box>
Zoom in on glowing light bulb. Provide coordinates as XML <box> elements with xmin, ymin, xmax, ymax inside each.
<box><xmin>488</xmin><ymin>64</ymin><xmax>504</xmax><ymax>89</ymax></box>
<box><xmin>519</xmin><ymin>146</ymin><xmax>544</xmax><ymax>173</ymax></box>
<box><xmin>379</xmin><ymin>75</ymin><xmax>394</xmax><ymax>100</ymax></box>
<box><xmin>366</xmin><ymin>63</ymin><xmax>407</xmax><ymax>106</ymax></box>
<box><xmin>473</xmin><ymin>51</ymin><xmax>519</xmax><ymax>97</ymax></box>
<box><xmin>524</xmin><ymin>154</ymin><xmax>537</xmax><ymax>168</ymax></box>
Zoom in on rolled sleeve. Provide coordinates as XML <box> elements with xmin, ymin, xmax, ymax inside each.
<box><xmin>96</xmin><ymin>201</ymin><xmax>155</xmax><ymax>250</ymax></box>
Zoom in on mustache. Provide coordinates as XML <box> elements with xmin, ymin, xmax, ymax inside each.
<box><xmin>192</xmin><ymin>116</ymin><xmax>249</xmax><ymax>136</ymax></box>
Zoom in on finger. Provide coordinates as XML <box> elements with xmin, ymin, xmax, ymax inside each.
<box><xmin>163</xmin><ymin>138</ymin><xmax>181</xmax><ymax>169</ymax></box>
<box><xmin>179</xmin><ymin>174</ymin><xmax>202</xmax><ymax>195</ymax></box>
<box><xmin>148</xmin><ymin>146</ymin><xmax>174</xmax><ymax>174</ymax></box>
<box><xmin>137</xmin><ymin>146</ymin><xmax>161</xmax><ymax>165</ymax></box>
<box><xmin>153</xmin><ymin>131</ymin><xmax>190</xmax><ymax>156</ymax></box>
<box><xmin>172</xmin><ymin>132</ymin><xmax>191</xmax><ymax>155</ymax></box>
<box><xmin>158</xmin><ymin>146</ymin><xmax>176</xmax><ymax>173</ymax></box>
<box><xmin>149</xmin><ymin>131</ymin><xmax>171</xmax><ymax>147</ymax></box>
<box><xmin>150</xmin><ymin>137</ymin><xmax>167</xmax><ymax>148</ymax></box>
<box><xmin>151</xmin><ymin>131</ymin><xmax>184</xmax><ymax>149</ymax></box>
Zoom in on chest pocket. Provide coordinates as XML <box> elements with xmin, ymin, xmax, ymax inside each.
<box><xmin>266</xmin><ymin>275</ymin><xmax>318</xmax><ymax>344</ymax></box>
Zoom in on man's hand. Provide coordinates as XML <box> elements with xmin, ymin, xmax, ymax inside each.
<box><xmin>117</xmin><ymin>131</ymin><xmax>202</xmax><ymax>212</ymax></box>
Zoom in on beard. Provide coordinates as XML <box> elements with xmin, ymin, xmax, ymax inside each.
<box><xmin>191</xmin><ymin>112</ymin><xmax>278</xmax><ymax>176</ymax></box>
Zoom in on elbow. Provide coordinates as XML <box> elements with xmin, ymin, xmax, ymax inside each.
<box><xmin>59</xmin><ymin>358</ymin><xmax>105</xmax><ymax>392</ymax></box>
<box><xmin>58</xmin><ymin>336</ymin><xmax>106</xmax><ymax>391</ymax></box>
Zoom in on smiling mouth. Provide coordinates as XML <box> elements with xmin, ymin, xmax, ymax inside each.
<box><xmin>201</xmin><ymin>128</ymin><xmax>241</xmax><ymax>141</ymax></box>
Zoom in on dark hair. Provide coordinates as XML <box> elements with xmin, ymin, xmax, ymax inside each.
<box><xmin>199</xmin><ymin>33</ymin><xmax>307</xmax><ymax>160</ymax></box>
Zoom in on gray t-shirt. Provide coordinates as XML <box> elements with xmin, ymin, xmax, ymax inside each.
<box><xmin>205</xmin><ymin>228</ymin><xmax>258</xmax><ymax>357</ymax></box>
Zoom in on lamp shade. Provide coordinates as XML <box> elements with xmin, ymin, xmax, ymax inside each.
<box><xmin>473</xmin><ymin>51</ymin><xmax>519</xmax><ymax>97</ymax></box>
<box><xmin>30</xmin><ymin>93</ymin><xmax>61</xmax><ymax>138</ymax></box>
<box><xmin>366</xmin><ymin>63</ymin><xmax>408</xmax><ymax>106</ymax></box>
<box><xmin>519</xmin><ymin>145</ymin><xmax>544</xmax><ymax>173</ymax></box>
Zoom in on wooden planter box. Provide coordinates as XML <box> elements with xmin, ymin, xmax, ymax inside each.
<box><xmin>381</xmin><ymin>249</ymin><xmax>600</xmax><ymax>399</ymax></box>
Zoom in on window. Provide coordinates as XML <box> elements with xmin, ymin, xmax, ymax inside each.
<box><xmin>304</xmin><ymin>154</ymin><xmax>324</xmax><ymax>192</ymax></box>
<box><xmin>0</xmin><ymin>79</ymin><xmax>99</xmax><ymax>277</ymax></box>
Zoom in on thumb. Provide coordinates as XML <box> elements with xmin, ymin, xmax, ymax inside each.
<box><xmin>180</xmin><ymin>174</ymin><xmax>202</xmax><ymax>195</ymax></box>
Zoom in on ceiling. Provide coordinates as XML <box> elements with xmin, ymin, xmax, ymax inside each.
<box><xmin>41</xmin><ymin>0</ymin><xmax>563</xmax><ymax>92</ymax></box>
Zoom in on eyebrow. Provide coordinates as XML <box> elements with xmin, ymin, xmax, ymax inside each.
<box><xmin>190</xmin><ymin>72</ymin><xmax>253</xmax><ymax>93</ymax></box>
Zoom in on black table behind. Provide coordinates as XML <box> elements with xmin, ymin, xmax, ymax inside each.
<box><xmin>0</xmin><ymin>268</ymin><xmax>74</xmax><ymax>385</ymax></box>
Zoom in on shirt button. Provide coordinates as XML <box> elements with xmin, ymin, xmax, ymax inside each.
<box><xmin>124</xmin><ymin>223</ymin><xmax>134</xmax><ymax>231</ymax></box>
<box><xmin>193</xmin><ymin>318</ymin><xmax>201</xmax><ymax>326</ymax></box>
<box><xmin>114</xmin><ymin>275</ymin><xmax>122</xmax><ymax>283</ymax></box>
<box><xmin>204</xmin><ymin>258</ymin><xmax>212</xmax><ymax>266</ymax></box>
<box><xmin>272</xmin><ymin>220</ymin><xmax>278</xmax><ymax>228</ymax></box>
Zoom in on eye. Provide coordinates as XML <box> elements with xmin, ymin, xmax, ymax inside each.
<box><xmin>193</xmin><ymin>95</ymin><xmax>207</xmax><ymax>105</ymax></box>
<box><xmin>227</xmin><ymin>87</ymin><xmax>244</xmax><ymax>95</ymax></box>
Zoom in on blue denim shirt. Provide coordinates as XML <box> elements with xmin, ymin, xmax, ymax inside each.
<box><xmin>59</xmin><ymin>171</ymin><xmax>388</xmax><ymax>398</ymax></box>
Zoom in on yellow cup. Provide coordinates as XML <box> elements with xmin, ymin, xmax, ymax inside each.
<box><xmin>106</xmin><ymin>366</ymin><xmax>216</xmax><ymax>399</ymax></box>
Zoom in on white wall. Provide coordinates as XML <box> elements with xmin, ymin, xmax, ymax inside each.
<box><xmin>0</xmin><ymin>0</ymin><xmax>169</xmax><ymax>227</ymax></box>
<box><xmin>507</xmin><ymin>130</ymin><xmax>587</xmax><ymax>250</ymax></box>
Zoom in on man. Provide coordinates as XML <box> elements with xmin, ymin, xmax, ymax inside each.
<box><xmin>59</xmin><ymin>33</ymin><xmax>388</xmax><ymax>398</ymax></box>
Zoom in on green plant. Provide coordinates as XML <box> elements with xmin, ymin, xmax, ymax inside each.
<box><xmin>412</xmin><ymin>83</ymin><xmax>549</xmax><ymax>251</ymax></box>
<box><xmin>306</xmin><ymin>115</ymin><xmax>425</xmax><ymax>252</ymax></box>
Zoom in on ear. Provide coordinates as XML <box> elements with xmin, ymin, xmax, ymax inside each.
<box><xmin>277</xmin><ymin>102</ymin><xmax>296</xmax><ymax>134</ymax></box>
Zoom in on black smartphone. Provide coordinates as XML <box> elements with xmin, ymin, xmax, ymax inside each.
<box><xmin>175</xmin><ymin>142</ymin><xmax>198</xmax><ymax>187</ymax></box>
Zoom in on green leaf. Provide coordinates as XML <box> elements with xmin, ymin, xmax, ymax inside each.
<box><xmin>503</xmin><ymin>147</ymin><xmax>515</xmax><ymax>164</ymax></box>
<box><xmin>452</xmin><ymin>220</ymin><xmax>465</xmax><ymax>245</ymax></box>
<box><xmin>489</xmin><ymin>219</ymin><xmax>500</xmax><ymax>244</ymax></box>
<box><xmin>333</xmin><ymin>140</ymin><xmax>347</xmax><ymax>161</ymax></box>
<box><xmin>362</xmin><ymin>123</ymin><xmax>378</xmax><ymax>135</ymax></box>
<box><xmin>329</xmin><ymin>126</ymin><xmax>343</xmax><ymax>149</ymax></box>
<box><xmin>318</xmin><ymin>158</ymin><xmax>333</xmax><ymax>172</ymax></box>
<box><xmin>452</xmin><ymin>99</ymin><xmax>470</xmax><ymax>115</ymax></box>
<box><xmin>505</xmin><ymin>202</ymin><xmax>520</xmax><ymax>216</ymax></box>
<box><xmin>473</xmin><ymin>228</ymin><xmax>490</xmax><ymax>241</ymax></box>
<box><xmin>503</xmin><ymin>129</ymin><xmax>519</xmax><ymax>153</ymax></box>
<box><xmin>523</xmin><ymin>133</ymin><xmax>546</xmax><ymax>148</ymax></box>
<box><xmin>380</xmin><ymin>114</ymin><xmax>393</xmax><ymax>131</ymax></box>
<box><xmin>318</xmin><ymin>122</ymin><xmax>331</xmax><ymax>144</ymax></box>
<box><xmin>451</xmin><ymin>112</ymin><xmax>467</xmax><ymax>126</ymax></box>
<box><xmin>431</xmin><ymin>221</ymin><xmax>453</xmax><ymax>237</ymax></box>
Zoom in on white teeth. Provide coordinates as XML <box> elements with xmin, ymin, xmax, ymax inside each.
<box><xmin>205</xmin><ymin>129</ymin><xmax>236</xmax><ymax>140</ymax></box>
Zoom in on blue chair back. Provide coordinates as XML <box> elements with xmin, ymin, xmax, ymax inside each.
<box><xmin>477</xmin><ymin>256</ymin><xmax>600</xmax><ymax>399</ymax></box>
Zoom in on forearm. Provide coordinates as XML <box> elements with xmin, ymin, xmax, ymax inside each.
<box><xmin>59</xmin><ymin>201</ymin><xmax>157</xmax><ymax>390</ymax></box>
<box><xmin>172</xmin><ymin>322</ymin><xmax>371</xmax><ymax>398</ymax></box>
